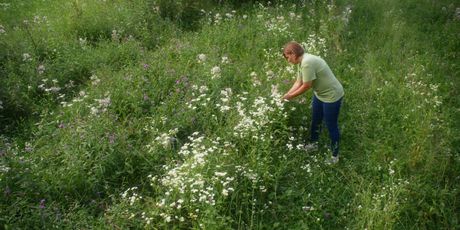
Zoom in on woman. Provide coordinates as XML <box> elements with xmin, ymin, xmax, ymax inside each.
<box><xmin>282</xmin><ymin>41</ymin><xmax>344</xmax><ymax>164</ymax></box>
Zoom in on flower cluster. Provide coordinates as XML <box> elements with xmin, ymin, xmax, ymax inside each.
<box><xmin>404</xmin><ymin>72</ymin><xmax>442</xmax><ymax>109</ymax></box>
<box><xmin>79</xmin><ymin>37</ymin><xmax>87</xmax><ymax>48</ymax></box>
<box><xmin>0</xmin><ymin>3</ymin><xmax>10</xmax><ymax>10</ymax></box>
<box><xmin>208</xmin><ymin>10</ymin><xmax>236</xmax><ymax>25</ymax></box>
<box><xmin>146</xmin><ymin>128</ymin><xmax>178</xmax><ymax>151</ymax></box>
<box><xmin>90</xmin><ymin>74</ymin><xmax>101</xmax><ymax>86</ymax></box>
<box><xmin>23</xmin><ymin>53</ymin><xmax>32</xmax><ymax>62</ymax></box>
<box><xmin>264</xmin><ymin>15</ymin><xmax>293</xmax><ymax>38</ymax></box>
<box><xmin>221</xmin><ymin>56</ymin><xmax>230</xmax><ymax>64</ymax></box>
<box><xmin>233</xmin><ymin>89</ymin><xmax>286</xmax><ymax>140</ymax></box>
<box><xmin>196</xmin><ymin>53</ymin><xmax>229</xmax><ymax>81</ymax></box>
<box><xmin>0</xmin><ymin>163</ymin><xmax>10</xmax><ymax>175</ymax></box>
<box><xmin>216</xmin><ymin>88</ymin><xmax>232</xmax><ymax>112</ymax></box>
<box><xmin>89</xmin><ymin>95</ymin><xmax>111</xmax><ymax>116</ymax></box>
<box><xmin>285</xmin><ymin>135</ymin><xmax>308</xmax><ymax>152</ymax></box>
<box><xmin>38</xmin><ymin>78</ymin><xmax>62</xmax><ymax>93</ymax></box>
<box><xmin>22</xmin><ymin>15</ymin><xmax>48</xmax><ymax>26</ymax></box>
<box><xmin>111</xmin><ymin>29</ymin><xmax>121</xmax><ymax>42</ymax></box>
<box><xmin>370</xmin><ymin>179</ymin><xmax>409</xmax><ymax>212</ymax></box>
<box><xmin>197</xmin><ymin>53</ymin><xmax>206</xmax><ymax>63</ymax></box>
<box><xmin>32</xmin><ymin>15</ymin><xmax>48</xmax><ymax>24</ymax></box>
<box><xmin>37</xmin><ymin>64</ymin><xmax>45</xmax><ymax>74</ymax></box>
<box><xmin>210</xmin><ymin>66</ymin><xmax>221</xmax><ymax>79</ymax></box>
<box><xmin>250</xmin><ymin>72</ymin><xmax>261</xmax><ymax>86</ymax></box>
<box><xmin>301</xmin><ymin>34</ymin><xmax>328</xmax><ymax>57</ymax></box>
<box><xmin>121</xmin><ymin>187</ymin><xmax>142</xmax><ymax>206</ymax></box>
<box><xmin>151</xmin><ymin>133</ymin><xmax>237</xmax><ymax>223</ymax></box>
<box><xmin>146</xmin><ymin>126</ymin><xmax>273</xmax><ymax>226</ymax></box>
<box><xmin>285</xmin><ymin>65</ymin><xmax>295</xmax><ymax>74</ymax></box>
<box><xmin>262</xmin><ymin>48</ymin><xmax>283</xmax><ymax>80</ymax></box>
<box><xmin>185</xmin><ymin>85</ymin><xmax>210</xmax><ymax>110</ymax></box>
<box><xmin>61</xmin><ymin>90</ymin><xmax>88</xmax><ymax>108</ymax></box>
<box><xmin>341</xmin><ymin>5</ymin><xmax>353</xmax><ymax>24</ymax></box>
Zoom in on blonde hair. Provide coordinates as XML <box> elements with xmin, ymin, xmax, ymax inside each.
<box><xmin>283</xmin><ymin>41</ymin><xmax>304</xmax><ymax>58</ymax></box>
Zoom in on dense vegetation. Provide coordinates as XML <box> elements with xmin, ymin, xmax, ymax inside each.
<box><xmin>1</xmin><ymin>0</ymin><xmax>459</xmax><ymax>229</ymax></box>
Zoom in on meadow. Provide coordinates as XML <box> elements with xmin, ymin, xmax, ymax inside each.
<box><xmin>0</xmin><ymin>0</ymin><xmax>459</xmax><ymax>229</ymax></box>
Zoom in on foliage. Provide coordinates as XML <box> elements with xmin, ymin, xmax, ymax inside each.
<box><xmin>0</xmin><ymin>0</ymin><xmax>459</xmax><ymax>229</ymax></box>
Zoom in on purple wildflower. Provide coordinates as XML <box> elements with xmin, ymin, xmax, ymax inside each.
<box><xmin>24</xmin><ymin>143</ymin><xmax>33</xmax><ymax>152</ymax></box>
<box><xmin>4</xmin><ymin>187</ymin><xmax>11</xmax><ymax>196</ymax></box>
<box><xmin>108</xmin><ymin>133</ymin><xmax>116</xmax><ymax>144</ymax></box>
<box><xmin>181</xmin><ymin>75</ymin><xmax>189</xmax><ymax>82</ymax></box>
<box><xmin>323</xmin><ymin>212</ymin><xmax>332</xmax><ymax>220</ymax></box>
<box><xmin>39</xmin><ymin>199</ymin><xmax>46</xmax><ymax>209</ymax></box>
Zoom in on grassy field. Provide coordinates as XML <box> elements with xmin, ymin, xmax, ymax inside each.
<box><xmin>0</xmin><ymin>0</ymin><xmax>459</xmax><ymax>229</ymax></box>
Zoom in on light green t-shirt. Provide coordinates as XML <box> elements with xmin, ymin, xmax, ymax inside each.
<box><xmin>297</xmin><ymin>54</ymin><xmax>344</xmax><ymax>103</ymax></box>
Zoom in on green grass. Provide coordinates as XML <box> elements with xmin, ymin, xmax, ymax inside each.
<box><xmin>0</xmin><ymin>0</ymin><xmax>459</xmax><ymax>229</ymax></box>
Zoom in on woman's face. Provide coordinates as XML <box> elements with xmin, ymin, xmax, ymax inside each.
<box><xmin>284</xmin><ymin>52</ymin><xmax>301</xmax><ymax>64</ymax></box>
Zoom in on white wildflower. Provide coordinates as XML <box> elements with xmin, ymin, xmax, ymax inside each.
<box><xmin>37</xmin><ymin>64</ymin><xmax>45</xmax><ymax>74</ymax></box>
<box><xmin>286</xmin><ymin>65</ymin><xmax>295</xmax><ymax>74</ymax></box>
<box><xmin>302</xmin><ymin>206</ymin><xmax>315</xmax><ymax>211</ymax></box>
<box><xmin>221</xmin><ymin>56</ymin><xmax>229</xmax><ymax>64</ymax></box>
<box><xmin>111</xmin><ymin>29</ymin><xmax>120</xmax><ymax>42</ymax></box>
<box><xmin>211</xmin><ymin>66</ymin><xmax>221</xmax><ymax>79</ymax></box>
<box><xmin>215</xmin><ymin>172</ymin><xmax>227</xmax><ymax>177</ymax></box>
<box><xmin>22</xmin><ymin>53</ymin><xmax>31</xmax><ymax>62</ymax></box>
<box><xmin>90</xmin><ymin>75</ymin><xmax>100</xmax><ymax>86</ymax></box>
<box><xmin>197</xmin><ymin>53</ymin><xmax>207</xmax><ymax>63</ymax></box>
<box><xmin>389</xmin><ymin>168</ymin><xmax>395</xmax><ymax>175</ymax></box>
<box><xmin>198</xmin><ymin>85</ymin><xmax>208</xmax><ymax>94</ymax></box>
<box><xmin>266</xmin><ymin>70</ymin><xmax>275</xmax><ymax>79</ymax></box>
<box><xmin>48</xmin><ymin>87</ymin><xmax>61</xmax><ymax>93</ymax></box>
<box><xmin>79</xmin><ymin>37</ymin><xmax>87</xmax><ymax>47</ymax></box>
<box><xmin>214</xmin><ymin>13</ymin><xmax>222</xmax><ymax>24</ymax></box>
<box><xmin>96</xmin><ymin>97</ymin><xmax>111</xmax><ymax>108</ymax></box>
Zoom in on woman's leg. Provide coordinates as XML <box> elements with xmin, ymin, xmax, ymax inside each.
<box><xmin>323</xmin><ymin>97</ymin><xmax>343</xmax><ymax>157</ymax></box>
<box><xmin>310</xmin><ymin>95</ymin><xmax>323</xmax><ymax>143</ymax></box>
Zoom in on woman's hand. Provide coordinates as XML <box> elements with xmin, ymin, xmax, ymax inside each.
<box><xmin>283</xmin><ymin>81</ymin><xmax>312</xmax><ymax>101</ymax></box>
<box><xmin>282</xmin><ymin>94</ymin><xmax>292</xmax><ymax>101</ymax></box>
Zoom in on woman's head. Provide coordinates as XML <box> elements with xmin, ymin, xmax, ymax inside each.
<box><xmin>283</xmin><ymin>41</ymin><xmax>304</xmax><ymax>64</ymax></box>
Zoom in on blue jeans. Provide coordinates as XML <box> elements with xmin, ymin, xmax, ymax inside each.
<box><xmin>310</xmin><ymin>95</ymin><xmax>343</xmax><ymax>157</ymax></box>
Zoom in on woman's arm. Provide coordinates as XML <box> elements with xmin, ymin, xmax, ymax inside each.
<box><xmin>282</xmin><ymin>81</ymin><xmax>312</xmax><ymax>100</ymax></box>
<box><xmin>284</xmin><ymin>80</ymin><xmax>302</xmax><ymax>97</ymax></box>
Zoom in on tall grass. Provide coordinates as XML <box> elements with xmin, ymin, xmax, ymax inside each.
<box><xmin>0</xmin><ymin>0</ymin><xmax>459</xmax><ymax>229</ymax></box>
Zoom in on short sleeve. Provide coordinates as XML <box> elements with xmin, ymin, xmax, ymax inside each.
<box><xmin>296</xmin><ymin>65</ymin><xmax>302</xmax><ymax>81</ymax></box>
<box><xmin>301</xmin><ymin>63</ymin><xmax>316</xmax><ymax>82</ymax></box>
